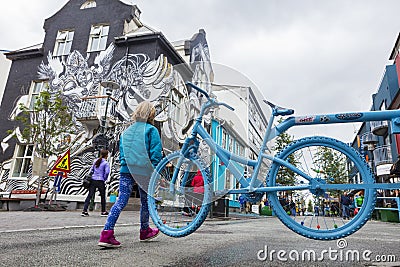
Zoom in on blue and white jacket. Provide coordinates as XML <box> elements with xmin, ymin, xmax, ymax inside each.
<box><xmin>119</xmin><ymin>121</ymin><xmax>162</xmax><ymax>176</ymax></box>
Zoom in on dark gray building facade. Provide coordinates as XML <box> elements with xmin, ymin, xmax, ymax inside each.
<box><xmin>0</xmin><ymin>0</ymin><xmax>213</xmax><ymax>201</ymax></box>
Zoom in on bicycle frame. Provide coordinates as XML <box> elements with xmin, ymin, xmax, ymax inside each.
<box><xmin>180</xmin><ymin>83</ymin><xmax>400</xmax><ymax>197</ymax></box>
<box><xmin>149</xmin><ymin>82</ymin><xmax>400</xmax><ymax>240</ymax></box>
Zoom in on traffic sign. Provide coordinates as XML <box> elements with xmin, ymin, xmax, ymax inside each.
<box><xmin>49</xmin><ymin>150</ymin><xmax>71</xmax><ymax>176</ymax></box>
<box><xmin>48</xmin><ymin>169</ymin><xmax>68</xmax><ymax>177</ymax></box>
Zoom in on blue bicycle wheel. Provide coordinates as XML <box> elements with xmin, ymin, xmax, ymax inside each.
<box><xmin>148</xmin><ymin>151</ymin><xmax>212</xmax><ymax>237</ymax></box>
<box><xmin>267</xmin><ymin>136</ymin><xmax>376</xmax><ymax>240</ymax></box>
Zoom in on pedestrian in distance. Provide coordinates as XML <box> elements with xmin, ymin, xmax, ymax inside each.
<box><xmin>289</xmin><ymin>200</ymin><xmax>296</xmax><ymax>217</ymax></box>
<box><xmin>239</xmin><ymin>195</ymin><xmax>245</xmax><ymax>213</ymax></box>
<box><xmin>190</xmin><ymin>170</ymin><xmax>204</xmax><ymax>214</ymax></box>
<box><xmin>340</xmin><ymin>192</ymin><xmax>351</xmax><ymax>220</ymax></box>
<box><xmin>81</xmin><ymin>149</ymin><xmax>110</xmax><ymax>217</ymax></box>
<box><xmin>98</xmin><ymin>101</ymin><xmax>162</xmax><ymax>248</ymax></box>
<box><xmin>191</xmin><ymin>170</ymin><xmax>204</xmax><ymax>193</ymax></box>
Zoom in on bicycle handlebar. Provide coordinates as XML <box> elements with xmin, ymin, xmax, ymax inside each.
<box><xmin>186</xmin><ymin>82</ymin><xmax>210</xmax><ymax>99</ymax></box>
<box><xmin>186</xmin><ymin>82</ymin><xmax>235</xmax><ymax>111</ymax></box>
<box><xmin>219</xmin><ymin>102</ymin><xmax>235</xmax><ymax>111</ymax></box>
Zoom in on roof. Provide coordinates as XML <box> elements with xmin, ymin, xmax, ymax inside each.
<box><xmin>389</xmin><ymin>32</ymin><xmax>400</xmax><ymax>60</ymax></box>
<box><xmin>125</xmin><ymin>23</ymin><xmax>160</xmax><ymax>38</ymax></box>
<box><xmin>4</xmin><ymin>43</ymin><xmax>44</xmax><ymax>60</ymax></box>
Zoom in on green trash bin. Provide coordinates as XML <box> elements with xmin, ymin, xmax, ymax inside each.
<box><xmin>260</xmin><ymin>206</ymin><xmax>273</xmax><ymax>216</ymax></box>
<box><xmin>380</xmin><ymin>210</ymin><xmax>400</xmax><ymax>223</ymax></box>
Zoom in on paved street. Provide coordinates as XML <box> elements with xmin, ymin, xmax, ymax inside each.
<box><xmin>0</xmin><ymin>211</ymin><xmax>399</xmax><ymax>267</ymax></box>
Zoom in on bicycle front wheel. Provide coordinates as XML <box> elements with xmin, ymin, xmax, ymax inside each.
<box><xmin>267</xmin><ymin>136</ymin><xmax>376</xmax><ymax>240</ymax></box>
<box><xmin>148</xmin><ymin>151</ymin><xmax>212</xmax><ymax>237</ymax></box>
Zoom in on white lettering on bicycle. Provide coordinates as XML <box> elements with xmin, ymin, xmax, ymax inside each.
<box><xmin>296</xmin><ymin>116</ymin><xmax>316</xmax><ymax>123</ymax></box>
<box><xmin>335</xmin><ymin>113</ymin><xmax>363</xmax><ymax>120</ymax></box>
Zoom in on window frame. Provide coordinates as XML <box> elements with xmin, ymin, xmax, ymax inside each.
<box><xmin>170</xmin><ymin>87</ymin><xmax>184</xmax><ymax>125</ymax></box>
<box><xmin>28</xmin><ymin>81</ymin><xmax>49</xmax><ymax>110</ymax></box>
<box><xmin>80</xmin><ymin>0</ymin><xmax>96</xmax><ymax>9</ymax></box>
<box><xmin>53</xmin><ymin>29</ymin><xmax>74</xmax><ymax>57</ymax></box>
<box><xmin>87</xmin><ymin>24</ymin><xmax>110</xmax><ymax>52</ymax></box>
<box><xmin>10</xmin><ymin>144</ymin><xmax>34</xmax><ymax>180</ymax></box>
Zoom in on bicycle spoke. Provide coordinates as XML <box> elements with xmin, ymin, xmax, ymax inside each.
<box><xmin>268</xmin><ymin>136</ymin><xmax>376</xmax><ymax>240</ymax></box>
<box><xmin>148</xmin><ymin>151</ymin><xmax>212</xmax><ymax>237</ymax></box>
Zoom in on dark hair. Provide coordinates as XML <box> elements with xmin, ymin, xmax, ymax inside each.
<box><xmin>95</xmin><ymin>149</ymin><xmax>108</xmax><ymax>168</ymax></box>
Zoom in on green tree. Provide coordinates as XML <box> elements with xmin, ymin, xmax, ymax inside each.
<box><xmin>14</xmin><ymin>91</ymin><xmax>75</xmax><ymax>157</ymax></box>
<box><xmin>272</xmin><ymin>119</ymin><xmax>299</xmax><ymax>201</ymax></box>
<box><xmin>314</xmin><ymin>146</ymin><xmax>348</xmax><ymax>197</ymax></box>
<box><xmin>10</xmin><ymin>90</ymin><xmax>75</xmax><ymax>206</ymax></box>
<box><xmin>272</xmin><ymin>119</ymin><xmax>297</xmax><ymax>187</ymax></box>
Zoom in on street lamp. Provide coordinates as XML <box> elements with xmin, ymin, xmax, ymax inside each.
<box><xmin>99</xmin><ymin>80</ymin><xmax>119</xmax><ymax>134</ymax></box>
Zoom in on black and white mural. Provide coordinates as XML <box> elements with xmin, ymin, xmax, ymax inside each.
<box><xmin>0</xmin><ymin>31</ymin><xmax>213</xmax><ymax>197</ymax></box>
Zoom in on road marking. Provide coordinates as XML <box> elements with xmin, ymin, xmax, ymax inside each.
<box><xmin>0</xmin><ymin>223</ymin><xmax>136</xmax><ymax>233</ymax></box>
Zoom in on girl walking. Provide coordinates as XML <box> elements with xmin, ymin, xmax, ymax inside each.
<box><xmin>98</xmin><ymin>101</ymin><xmax>162</xmax><ymax>248</ymax></box>
<box><xmin>81</xmin><ymin>149</ymin><xmax>110</xmax><ymax>217</ymax></box>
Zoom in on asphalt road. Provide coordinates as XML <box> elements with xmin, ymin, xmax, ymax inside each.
<box><xmin>0</xmin><ymin>211</ymin><xmax>399</xmax><ymax>267</ymax></box>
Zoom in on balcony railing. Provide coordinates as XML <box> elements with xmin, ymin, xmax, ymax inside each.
<box><xmin>373</xmin><ymin>145</ymin><xmax>392</xmax><ymax>166</ymax></box>
<box><xmin>75</xmin><ymin>96</ymin><xmax>117</xmax><ymax>127</ymax></box>
<box><xmin>370</xmin><ymin>120</ymin><xmax>388</xmax><ymax>136</ymax></box>
<box><xmin>362</xmin><ymin>132</ymin><xmax>378</xmax><ymax>150</ymax></box>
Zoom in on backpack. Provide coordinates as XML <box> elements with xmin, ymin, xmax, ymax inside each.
<box><xmin>390</xmin><ymin>160</ymin><xmax>400</xmax><ymax>175</ymax></box>
<box><xmin>356</xmin><ymin>196</ymin><xmax>364</xmax><ymax>207</ymax></box>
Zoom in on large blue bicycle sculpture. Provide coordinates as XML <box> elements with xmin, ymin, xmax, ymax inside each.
<box><xmin>148</xmin><ymin>82</ymin><xmax>400</xmax><ymax>240</ymax></box>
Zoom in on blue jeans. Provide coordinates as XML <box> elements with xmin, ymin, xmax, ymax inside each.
<box><xmin>291</xmin><ymin>208</ymin><xmax>296</xmax><ymax>217</ymax></box>
<box><xmin>104</xmin><ymin>173</ymin><xmax>150</xmax><ymax>230</ymax></box>
<box><xmin>342</xmin><ymin>205</ymin><xmax>350</xmax><ymax>218</ymax></box>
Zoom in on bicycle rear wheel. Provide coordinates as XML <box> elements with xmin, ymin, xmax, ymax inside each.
<box><xmin>267</xmin><ymin>136</ymin><xmax>376</xmax><ymax>240</ymax></box>
<box><xmin>148</xmin><ymin>151</ymin><xmax>212</xmax><ymax>237</ymax></box>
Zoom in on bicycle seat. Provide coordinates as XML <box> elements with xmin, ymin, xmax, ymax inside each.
<box><xmin>263</xmin><ymin>100</ymin><xmax>294</xmax><ymax>116</ymax></box>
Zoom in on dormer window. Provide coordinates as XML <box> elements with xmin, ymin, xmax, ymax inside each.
<box><xmin>53</xmin><ymin>30</ymin><xmax>74</xmax><ymax>56</ymax></box>
<box><xmin>87</xmin><ymin>24</ymin><xmax>109</xmax><ymax>52</ymax></box>
<box><xmin>80</xmin><ymin>0</ymin><xmax>96</xmax><ymax>9</ymax></box>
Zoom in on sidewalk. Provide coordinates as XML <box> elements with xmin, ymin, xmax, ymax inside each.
<box><xmin>0</xmin><ymin>210</ymin><xmax>139</xmax><ymax>233</ymax></box>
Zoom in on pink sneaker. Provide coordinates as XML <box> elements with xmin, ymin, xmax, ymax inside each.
<box><xmin>140</xmin><ymin>227</ymin><xmax>160</xmax><ymax>241</ymax></box>
<box><xmin>98</xmin><ymin>230</ymin><xmax>121</xmax><ymax>248</ymax></box>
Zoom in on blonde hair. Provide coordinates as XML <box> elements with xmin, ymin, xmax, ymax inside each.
<box><xmin>131</xmin><ymin>101</ymin><xmax>156</xmax><ymax>124</ymax></box>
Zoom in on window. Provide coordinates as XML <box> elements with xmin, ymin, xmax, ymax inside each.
<box><xmin>228</xmin><ymin>135</ymin><xmax>233</xmax><ymax>152</ymax></box>
<box><xmin>12</xmin><ymin>144</ymin><xmax>34</xmax><ymax>178</ymax></box>
<box><xmin>54</xmin><ymin>30</ymin><xmax>74</xmax><ymax>56</ymax></box>
<box><xmin>235</xmin><ymin>142</ymin><xmax>244</xmax><ymax>157</ymax></box>
<box><xmin>80</xmin><ymin>0</ymin><xmax>96</xmax><ymax>9</ymax></box>
<box><xmin>88</xmin><ymin>25</ymin><xmax>109</xmax><ymax>52</ymax></box>
<box><xmin>170</xmin><ymin>88</ymin><xmax>184</xmax><ymax>124</ymax></box>
<box><xmin>222</xmin><ymin>128</ymin><xmax>227</xmax><ymax>149</ymax></box>
<box><xmin>29</xmin><ymin>81</ymin><xmax>48</xmax><ymax>110</ymax></box>
<box><xmin>225</xmin><ymin>169</ymin><xmax>232</xmax><ymax>189</ymax></box>
<box><xmin>239</xmin><ymin>143</ymin><xmax>245</xmax><ymax>157</ymax></box>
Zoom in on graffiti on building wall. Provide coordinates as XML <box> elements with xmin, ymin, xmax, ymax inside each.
<box><xmin>1</xmin><ymin>33</ymin><xmax>213</xmax><ymax>196</ymax></box>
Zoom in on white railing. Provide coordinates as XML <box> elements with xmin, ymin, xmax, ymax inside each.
<box><xmin>373</xmin><ymin>145</ymin><xmax>392</xmax><ymax>166</ymax></box>
<box><xmin>370</xmin><ymin>120</ymin><xmax>388</xmax><ymax>136</ymax></box>
<box><xmin>75</xmin><ymin>96</ymin><xmax>117</xmax><ymax>124</ymax></box>
<box><xmin>361</xmin><ymin>132</ymin><xmax>378</xmax><ymax>147</ymax></box>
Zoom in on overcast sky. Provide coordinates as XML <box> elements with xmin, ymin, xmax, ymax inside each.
<box><xmin>1</xmin><ymin>0</ymin><xmax>400</xmax><ymax>143</ymax></box>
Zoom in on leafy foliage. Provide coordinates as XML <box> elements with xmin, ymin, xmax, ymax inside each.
<box><xmin>314</xmin><ymin>146</ymin><xmax>348</xmax><ymax>197</ymax></box>
<box><xmin>272</xmin><ymin>119</ymin><xmax>297</xmax><ymax>187</ymax></box>
<box><xmin>11</xmin><ymin>90</ymin><xmax>75</xmax><ymax>158</ymax></box>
